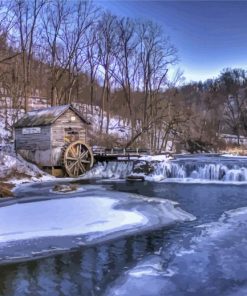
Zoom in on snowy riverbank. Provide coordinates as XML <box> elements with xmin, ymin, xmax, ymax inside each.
<box><xmin>3</xmin><ymin>152</ymin><xmax>247</xmax><ymax>197</ymax></box>
<box><xmin>0</xmin><ymin>152</ymin><xmax>54</xmax><ymax>184</ymax></box>
<box><xmin>0</xmin><ymin>182</ymin><xmax>195</xmax><ymax>264</ymax></box>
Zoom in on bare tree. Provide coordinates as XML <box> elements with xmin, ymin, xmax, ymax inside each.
<box><xmin>134</xmin><ymin>20</ymin><xmax>178</xmax><ymax>150</ymax></box>
<box><xmin>111</xmin><ymin>17</ymin><xmax>139</xmax><ymax>137</ymax></box>
<box><xmin>96</xmin><ymin>12</ymin><xmax>117</xmax><ymax>133</ymax></box>
<box><xmin>85</xmin><ymin>23</ymin><xmax>100</xmax><ymax>114</ymax></box>
<box><xmin>59</xmin><ymin>1</ymin><xmax>97</xmax><ymax>105</ymax></box>
<box><xmin>219</xmin><ymin>69</ymin><xmax>247</xmax><ymax>144</ymax></box>
<box><xmin>41</xmin><ymin>0</ymin><xmax>96</xmax><ymax>105</ymax></box>
<box><xmin>13</xmin><ymin>0</ymin><xmax>46</xmax><ymax>112</ymax></box>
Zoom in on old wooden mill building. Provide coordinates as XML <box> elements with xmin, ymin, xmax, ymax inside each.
<box><xmin>14</xmin><ymin>105</ymin><xmax>94</xmax><ymax>177</ymax></box>
<box><xmin>14</xmin><ymin>104</ymin><xmax>149</xmax><ymax>178</ymax></box>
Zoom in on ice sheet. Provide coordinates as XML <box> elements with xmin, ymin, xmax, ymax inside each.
<box><xmin>0</xmin><ymin>196</ymin><xmax>145</xmax><ymax>242</ymax></box>
<box><xmin>0</xmin><ymin>186</ymin><xmax>195</xmax><ymax>263</ymax></box>
<box><xmin>105</xmin><ymin>206</ymin><xmax>247</xmax><ymax>296</ymax></box>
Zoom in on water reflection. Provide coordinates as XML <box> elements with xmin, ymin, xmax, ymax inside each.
<box><xmin>0</xmin><ymin>229</ymin><xmax>166</xmax><ymax>296</ymax></box>
<box><xmin>4</xmin><ymin>180</ymin><xmax>247</xmax><ymax>295</ymax></box>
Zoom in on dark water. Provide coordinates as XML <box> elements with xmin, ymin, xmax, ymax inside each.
<box><xmin>0</xmin><ymin>229</ymin><xmax>167</xmax><ymax>296</ymax></box>
<box><xmin>111</xmin><ymin>181</ymin><xmax>247</xmax><ymax>225</ymax></box>
<box><xmin>1</xmin><ymin>180</ymin><xmax>247</xmax><ymax>296</ymax></box>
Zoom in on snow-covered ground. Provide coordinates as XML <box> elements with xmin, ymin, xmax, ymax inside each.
<box><xmin>0</xmin><ymin>152</ymin><xmax>53</xmax><ymax>183</ymax></box>
<box><xmin>139</xmin><ymin>155</ymin><xmax>173</xmax><ymax>162</ymax></box>
<box><xmin>0</xmin><ymin>118</ymin><xmax>9</xmax><ymax>142</ymax></box>
<box><xmin>0</xmin><ymin>182</ymin><xmax>195</xmax><ymax>263</ymax></box>
<box><xmin>73</xmin><ymin>103</ymin><xmax>131</xmax><ymax>140</ymax></box>
<box><xmin>0</xmin><ymin>196</ymin><xmax>145</xmax><ymax>242</ymax></box>
<box><xmin>0</xmin><ymin>108</ymin><xmax>24</xmax><ymax>144</ymax></box>
<box><xmin>0</xmin><ymin>107</ymin><xmax>50</xmax><ymax>183</ymax></box>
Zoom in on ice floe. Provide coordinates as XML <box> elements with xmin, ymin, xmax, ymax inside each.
<box><xmin>105</xmin><ymin>206</ymin><xmax>247</xmax><ymax>296</ymax></box>
<box><xmin>0</xmin><ymin>185</ymin><xmax>195</xmax><ymax>263</ymax></box>
<box><xmin>0</xmin><ymin>197</ymin><xmax>145</xmax><ymax>243</ymax></box>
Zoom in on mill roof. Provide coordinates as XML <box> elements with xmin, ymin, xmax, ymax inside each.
<box><xmin>14</xmin><ymin>105</ymin><xmax>90</xmax><ymax>128</ymax></box>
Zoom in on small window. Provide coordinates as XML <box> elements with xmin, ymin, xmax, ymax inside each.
<box><xmin>64</xmin><ymin>128</ymin><xmax>80</xmax><ymax>143</ymax></box>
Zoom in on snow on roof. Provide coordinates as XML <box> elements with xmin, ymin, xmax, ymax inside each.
<box><xmin>14</xmin><ymin>104</ymin><xmax>90</xmax><ymax>128</ymax></box>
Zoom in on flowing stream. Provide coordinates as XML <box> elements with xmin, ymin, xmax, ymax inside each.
<box><xmin>86</xmin><ymin>154</ymin><xmax>247</xmax><ymax>182</ymax></box>
<box><xmin>1</xmin><ymin>155</ymin><xmax>247</xmax><ymax>295</ymax></box>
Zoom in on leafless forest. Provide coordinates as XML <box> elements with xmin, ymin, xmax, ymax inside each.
<box><xmin>0</xmin><ymin>0</ymin><xmax>247</xmax><ymax>152</ymax></box>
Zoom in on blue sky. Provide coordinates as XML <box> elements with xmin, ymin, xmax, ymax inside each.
<box><xmin>96</xmin><ymin>1</ymin><xmax>247</xmax><ymax>82</ymax></box>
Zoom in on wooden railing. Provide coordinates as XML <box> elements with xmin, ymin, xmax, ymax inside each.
<box><xmin>92</xmin><ymin>146</ymin><xmax>150</xmax><ymax>156</ymax></box>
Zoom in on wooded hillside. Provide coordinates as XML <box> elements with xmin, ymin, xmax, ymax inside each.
<box><xmin>0</xmin><ymin>0</ymin><xmax>247</xmax><ymax>152</ymax></box>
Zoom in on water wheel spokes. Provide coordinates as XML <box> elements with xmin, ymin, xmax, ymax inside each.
<box><xmin>64</xmin><ymin>141</ymin><xmax>94</xmax><ymax>177</ymax></box>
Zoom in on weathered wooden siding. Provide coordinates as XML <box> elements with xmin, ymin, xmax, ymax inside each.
<box><xmin>51</xmin><ymin>109</ymin><xmax>87</xmax><ymax>166</ymax></box>
<box><xmin>15</xmin><ymin>126</ymin><xmax>51</xmax><ymax>150</ymax></box>
<box><xmin>18</xmin><ymin>149</ymin><xmax>52</xmax><ymax>167</ymax></box>
<box><xmin>15</xmin><ymin>108</ymin><xmax>88</xmax><ymax>167</ymax></box>
<box><xmin>51</xmin><ymin>109</ymin><xmax>86</xmax><ymax>148</ymax></box>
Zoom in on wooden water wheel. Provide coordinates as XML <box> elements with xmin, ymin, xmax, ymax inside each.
<box><xmin>63</xmin><ymin>140</ymin><xmax>94</xmax><ymax>177</ymax></box>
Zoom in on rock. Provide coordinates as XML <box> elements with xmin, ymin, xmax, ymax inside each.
<box><xmin>133</xmin><ymin>161</ymin><xmax>155</xmax><ymax>175</ymax></box>
<box><xmin>53</xmin><ymin>184</ymin><xmax>78</xmax><ymax>193</ymax></box>
<box><xmin>185</xmin><ymin>139</ymin><xmax>212</xmax><ymax>154</ymax></box>
<box><xmin>126</xmin><ymin>175</ymin><xmax>145</xmax><ymax>182</ymax></box>
<box><xmin>0</xmin><ymin>182</ymin><xmax>14</xmax><ymax>197</ymax></box>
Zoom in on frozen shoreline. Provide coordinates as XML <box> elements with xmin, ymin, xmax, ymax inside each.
<box><xmin>0</xmin><ymin>183</ymin><xmax>195</xmax><ymax>264</ymax></box>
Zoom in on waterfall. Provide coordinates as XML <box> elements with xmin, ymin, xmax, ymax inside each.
<box><xmin>84</xmin><ymin>161</ymin><xmax>134</xmax><ymax>179</ymax></box>
<box><xmin>85</xmin><ymin>156</ymin><xmax>247</xmax><ymax>182</ymax></box>
<box><xmin>152</xmin><ymin>157</ymin><xmax>247</xmax><ymax>181</ymax></box>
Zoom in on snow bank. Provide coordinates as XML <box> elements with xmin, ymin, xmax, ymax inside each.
<box><xmin>0</xmin><ymin>119</ymin><xmax>9</xmax><ymax>141</ymax></box>
<box><xmin>0</xmin><ymin>185</ymin><xmax>195</xmax><ymax>263</ymax></box>
<box><xmin>0</xmin><ymin>195</ymin><xmax>194</xmax><ymax>244</ymax></box>
<box><xmin>0</xmin><ymin>153</ymin><xmax>53</xmax><ymax>183</ymax></box>
<box><xmin>221</xmin><ymin>153</ymin><xmax>247</xmax><ymax>158</ymax></box>
<box><xmin>0</xmin><ymin>196</ymin><xmax>145</xmax><ymax>243</ymax></box>
<box><xmin>73</xmin><ymin>103</ymin><xmax>131</xmax><ymax>139</ymax></box>
<box><xmin>0</xmin><ymin>107</ymin><xmax>53</xmax><ymax>183</ymax></box>
<box><xmin>0</xmin><ymin>108</ymin><xmax>24</xmax><ymax>143</ymax></box>
<box><xmin>139</xmin><ymin>155</ymin><xmax>172</xmax><ymax>162</ymax></box>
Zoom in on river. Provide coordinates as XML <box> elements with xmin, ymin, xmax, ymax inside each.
<box><xmin>1</xmin><ymin>155</ymin><xmax>247</xmax><ymax>295</ymax></box>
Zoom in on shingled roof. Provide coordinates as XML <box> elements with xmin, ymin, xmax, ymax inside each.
<box><xmin>14</xmin><ymin>105</ymin><xmax>90</xmax><ymax>128</ymax></box>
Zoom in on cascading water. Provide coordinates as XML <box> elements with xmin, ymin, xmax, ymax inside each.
<box><xmin>152</xmin><ymin>156</ymin><xmax>247</xmax><ymax>181</ymax></box>
<box><xmin>85</xmin><ymin>155</ymin><xmax>247</xmax><ymax>182</ymax></box>
<box><xmin>84</xmin><ymin>161</ymin><xmax>134</xmax><ymax>179</ymax></box>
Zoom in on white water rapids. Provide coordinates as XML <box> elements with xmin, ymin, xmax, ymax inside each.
<box><xmin>83</xmin><ymin>155</ymin><xmax>247</xmax><ymax>182</ymax></box>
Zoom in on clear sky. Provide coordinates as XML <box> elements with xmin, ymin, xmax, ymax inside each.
<box><xmin>96</xmin><ymin>0</ymin><xmax>247</xmax><ymax>82</ymax></box>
